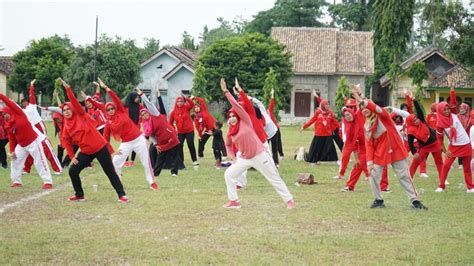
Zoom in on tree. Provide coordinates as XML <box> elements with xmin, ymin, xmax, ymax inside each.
<box><xmin>198</xmin><ymin>17</ymin><xmax>245</xmax><ymax>52</ymax></box>
<box><xmin>334</xmin><ymin>76</ymin><xmax>350</xmax><ymax>120</ymax></box>
<box><xmin>328</xmin><ymin>0</ymin><xmax>373</xmax><ymax>31</ymax></box>
<box><xmin>448</xmin><ymin>20</ymin><xmax>474</xmax><ymax>78</ymax></box>
<box><xmin>138</xmin><ymin>38</ymin><xmax>160</xmax><ymax>62</ymax></box>
<box><xmin>245</xmin><ymin>0</ymin><xmax>327</xmax><ymax>35</ymax></box>
<box><xmin>408</xmin><ymin>62</ymin><xmax>428</xmax><ymax>100</ymax></box>
<box><xmin>181</xmin><ymin>31</ymin><xmax>198</xmax><ymax>51</ymax></box>
<box><xmin>191</xmin><ymin>63</ymin><xmax>210</xmax><ymax>101</ymax></box>
<box><xmin>373</xmin><ymin>0</ymin><xmax>415</xmax><ymax>105</ymax></box>
<box><xmin>8</xmin><ymin>35</ymin><xmax>75</xmax><ymax>100</ymax></box>
<box><xmin>64</xmin><ymin>35</ymin><xmax>141</xmax><ymax>98</ymax></box>
<box><xmin>262</xmin><ymin>67</ymin><xmax>280</xmax><ymax>117</ymax></box>
<box><xmin>197</xmin><ymin>33</ymin><xmax>293</xmax><ymax>108</ymax></box>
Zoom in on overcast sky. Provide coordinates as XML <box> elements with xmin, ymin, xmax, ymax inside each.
<box><xmin>1</xmin><ymin>0</ymin><xmax>472</xmax><ymax>56</ymax></box>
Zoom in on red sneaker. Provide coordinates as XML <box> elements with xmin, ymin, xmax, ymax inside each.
<box><xmin>287</xmin><ymin>199</ymin><xmax>296</xmax><ymax>209</ymax></box>
<box><xmin>222</xmin><ymin>200</ymin><xmax>241</xmax><ymax>209</ymax></box>
<box><xmin>42</xmin><ymin>183</ymin><xmax>53</xmax><ymax>189</ymax></box>
<box><xmin>68</xmin><ymin>195</ymin><xmax>85</xmax><ymax>202</ymax></box>
<box><xmin>123</xmin><ymin>161</ymin><xmax>131</xmax><ymax>167</ymax></box>
<box><xmin>118</xmin><ymin>196</ymin><xmax>129</xmax><ymax>203</ymax></box>
<box><xmin>11</xmin><ymin>182</ymin><xmax>23</xmax><ymax>188</ymax></box>
<box><xmin>150</xmin><ymin>182</ymin><xmax>158</xmax><ymax>191</ymax></box>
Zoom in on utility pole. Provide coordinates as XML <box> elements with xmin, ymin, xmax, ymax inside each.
<box><xmin>93</xmin><ymin>15</ymin><xmax>98</xmax><ymax>82</ymax></box>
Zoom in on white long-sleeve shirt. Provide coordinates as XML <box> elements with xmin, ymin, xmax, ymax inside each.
<box><xmin>251</xmin><ymin>97</ymin><xmax>277</xmax><ymax>139</ymax></box>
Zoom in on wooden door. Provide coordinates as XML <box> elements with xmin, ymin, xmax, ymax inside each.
<box><xmin>294</xmin><ymin>92</ymin><xmax>311</xmax><ymax>117</ymax></box>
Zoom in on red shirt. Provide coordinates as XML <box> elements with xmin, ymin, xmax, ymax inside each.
<box><xmin>194</xmin><ymin>97</ymin><xmax>216</xmax><ymax>137</ymax></box>
<box><xmin>150</xmin><ymin>115</ymin><xmax>180</xmax><ymax>151</ymax></box>
<box><xmin>238</xmin><ymin>90</ymin><xmax>267</xmax><ymax>143</ymax></box>
<box><xmin>303</xmin><ymin>109</ymin><xmax>338</xmax><ymax>136</ymax></box>
<box><xmin>0</xmin><ymin>94</ymin><xmax>38</xmax><ymax>152</ymax></box>
<box><xmin>426</xmin><ymin>113</ymin><xmax>437</xmax><ymax>129</ymax></box>
<box><xmin>169</xmin><ymin>97</ymin><xmax>195</xmax><ymax>134</ymax></box>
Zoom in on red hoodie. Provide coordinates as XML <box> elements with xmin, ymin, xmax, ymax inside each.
<box><xmin>169</xmin><ymin>96</ymin><xmax>195</xmax><ymax>134</ymax></box>
<box><xmin>193</xmin><ymin>97</ymin><xmax>216</xmax><ymax>137</ymax></box>
<box><xmin>267</xmin><ymin>98</ymin><xmax>279</xmax><ymax>128</ymax></box>
<box><xmin>238</xmin><ymin>90</ymin><xmax>267</xmax><ymax>143</ymax></box>
<box><xmin>302</xmin><ymin>108</ymin><xmax>339</xmax><ymax>136</ymax></box>
<box><xmin>0</xmin><ymin>94</ymin><xmax>38</xmax><ymax>152</ymax></box>
<box><xmin>61</xmin><ymin>87</ymin><xmax>110</xmax><ymax>159</ymax></box>
<box><xmin>103</xmin><ymin>89</ymin><xmax>142</xmax><ymax>143</ymax></box>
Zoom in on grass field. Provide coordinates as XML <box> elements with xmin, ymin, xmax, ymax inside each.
<box><xmin>0</xmin><ymin>123</ymin><xmax>473</xmax><ymax>264</ymax></box>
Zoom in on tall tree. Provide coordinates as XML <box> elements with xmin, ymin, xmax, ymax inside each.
<box><xmin>64</xmin><ymin>35</ymin><xmax>141</xmax><ymax>98</ymax></box>
<box><xmin>373</xmin><ymin>0</ymin><xmax>415</xmax><ymax>105</ymax></box>
<box><xmin>139</xmin><ymin>38</ymin><xmax>160</xmax><ymax>62</ymax></box>
<box><xmin>328</xmin><ymin>0</ymin><xmax>373</xmax><ymax>31</ymax></box>
<box><xmin>191</xmin><ymin>63</ymin><xmax>210</xmax><ymax>101</ymax></box>
<box><xmin>334</xmin><ymin>76</ymin><xmax>350</xmax><ymax>120</ymax></box>
<box><xmin>448</xmin><ymin>20</ymin><xmax>474</xmax><ymax>77</ymax></box>
<box><xmin>262</xmin><ymin>67</ymin><xmax>279</xmax><ymax>114</ymax></box>
<box><xmin>245</xmin><ymin>0</ymin><xmax>327</xmax><ymax>35</ymax></box>
<box><xmin>181</xmin><ymin>31</ymin><xmax>198</xmax><ymax>51</ymax></box>
<box><xmin>198</xmin><ymin>17</ymin><xmax>245</xmax><ymax>52</ymax></box>
<box><xmin>8</xmin><ymin>35</ymin><xmax>75</xmax><ymax>100</ymax></box>
<box><xmin>197</xmin><ymin>33</ymin><xmax>292</xmax><ymax>108</ymax></box>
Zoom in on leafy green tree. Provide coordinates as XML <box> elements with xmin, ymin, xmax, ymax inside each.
<box><xmin>408</xmin><ymin>62</ymin><xmax>428</xmax><ymax>100</ymax></box>
<box><xmin>139</xmin><ymin>38</ymin><xmax>160</xmax><ymax>62</ymax></box>
<box><xmin>373</xmin><ymin>0</ymin><xmax>415</xmax><ymax>105</ymax></box>
<box><xmin>245</xmin><ymin>0</ymin><xmax>327</xmax><ymax>35</ymax></box>
<box><xmin>191</xmin><ymin>63</ymin><xmax>210</xmax><ymax>101</ymax></box>
<box><xmin>181</xmin><ymin>31</ymin><xmax>198</xmax><ymax>51</ymax></box>
<box><xmin>448</xmin><ymin>20</ymin><xmax>473</xmax><ymax>78</ymax></box>
<box><xmin>64</xmin><ymin>35</ymin><xmax>141</xmax><ymax>98</ymax></box>
<box><xmin>328</xmin><ymin>0</ymin><xmax>373</xmax><ymax>31</ymax></box>
<box><xmin>52</xmin><ymin>79</ymin><xmax>65</xmax><ymax>105</ymax></box>
<box><xmin>198</xmin><ymin>17</ymin><xmax>244</xmax><ymax>52</ymax></box>
<box><xmin>197</xmin><ymin>33</ymin><xmax>292</xmax><ymax>108</ymax></box>
<box><xmin>262</xmin><ymin>67</ymin><xmax>280</xmax><ymax>117</ymax></box>
<box><xmin>334</xmin><ymin>76</ymin><xmax>350</xmax><ymax>120</ymax></box>
<box><xmin>8</xmin><ymin>35</ymin><xmax>75</xmax><ymax>100</ymax></box>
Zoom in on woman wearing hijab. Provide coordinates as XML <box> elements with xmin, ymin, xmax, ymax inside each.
<box><xmin>0</xmin><ymin>93</ymin><xmax>53</xmax><ymax>188</ymax></box>
<box><xmin>169</xmin><ymin>94</ymin><xmax>198</xmax><ymax>167</ymax></box>
<box><xmin>96</xmin><ymin>79</ymin><xmax>157</xmax><ymax>191</ymax></box>
<box><xmin>219</xmin><ymin>78</ymin><xmax>295</xmax><ymax>209</ymax></box>
<box><xmin>58</xmin><ymin>78</ymin><xmax>128</xmax><ymax>202</ymax></box>
<box><xmin>300</xmin><ymin>97</ymin><xmax>339</xmax><ymax>164</ymax></box>
<box><xmin>123</xmin><ymin>91</ymin><xmax>142</xmax><ymax>167</ymax></box>
<box><xmin>351</xmin><ymin>85</ymin><xmax>427</xmax><ymax>210</ymax></box>
<box><xmin>192</xmin><ymin>96</ymin><xmax>216</xmax><ymax>159</ymax></box>
<box><xmin>435</xmin><ymin>84</ymin><xmax>474</xmax><ymax>193</ymax></box>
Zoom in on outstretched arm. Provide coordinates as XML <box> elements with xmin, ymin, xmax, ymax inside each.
<box><xmin>98</xmin><ymin>78</ymin><xmax>125</xmax><ymax>112</ymax></box>
<box><xmin>0</xmin><ymin>94</ymin><xmax>26</xmax><ymax>117</ymax></box>
<box><xmin>221</xmin><ymin>78</ymin><xmax>250</xmax><ymax>125</ymax></box>
<box><xmin>137</xmin><ymin>88</ymin><xmax>160</xmax><ymax>116</ymax></box>
<box><xmin>29</xmin><ymin>79</ymin><xmax>37</xmax><ymax>105</ymax></box>
<box><xmin>413</xmin><ymin>98</ymin><xmax>426</xmax><ymax>123</ymax></box>
<box><xmin>59</xmin><ymin>78</ymin><xmax>85</xmax><ymax>115</ymax></box>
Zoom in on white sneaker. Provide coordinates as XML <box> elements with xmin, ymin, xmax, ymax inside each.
<box><xmin>435</xmin><ymin>187</ymin><xmax>444</xmax><ymax>192</ymax></box>
<box><xmin>279</xmin><ymin>156</ymin><xmax>284</xmax><ymax>161</ymax></box>
<box><xmin>445</xmin><ymin>180</ymin><xmax>450</xmax><ymax>185</ymax></box>
<box><xmin>332</xmin><ymin>175</ymin><xmax>343</xmax><ymax>179</ymax></box>
<box><xmin>458</xmin><ymin>165</ymin><xmax>463</xmax><ymax>170</ymax></box>
<box><xmin>467</xmin><ymin>188</ymin><xmax>474</xmax><ymax>193</ymax></box>
<box><xmin>192</xmin><ymin>161</ymin><xmax>199</xmax><ymax>166</ymax></box>
<box><xmin>172</xmin><ymin>174</ymin><xmax>177</xmax><ymax>177</ymax></box>
<box><xmin>420</xmin><ymin>173</ymin><xmax>429</xmax><ymax>178</ymax></box>
<box><xmin>53</xmin><ymin>171</ymin><xmax>62</xmax><ymax>175</ymax></box>
<box><xmin>336</xmin><ymin>160</ymin><xmax>341</xmax><ymax>166</ymax></box>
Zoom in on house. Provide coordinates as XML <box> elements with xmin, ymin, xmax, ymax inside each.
<box><xmin>0</xmin><ymin>56</ymin><xmax>18</xmax><ymax>100</ymax></box>
<box><xmin>138</xmin><ymin>46</ymin><xmax>197</xmax><ymax>113</ymax></box>
<box><xmin>271</xmin><ymin>27</ymin><xmax>374</xmax><ymax>122</ymax></box>
<box><xmin>373</xmin><ymin>46</ymin><xmax>474</xmax><ymax>111</ymax></box>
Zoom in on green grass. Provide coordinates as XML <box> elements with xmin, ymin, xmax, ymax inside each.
<box><xmin>0</xmin><ymin>123</ymin><xmax>473</xmax><ymax>264</ymax></box>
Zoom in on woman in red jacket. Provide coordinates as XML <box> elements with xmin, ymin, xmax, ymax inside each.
<box><xmin>96</xmin><ymin>79</ymin><xmax>157</xmax><ymax>190</ymax></box>
<box><xmin>300</xmin><ymin>99</ymin><xmax>339</xmax><ymax>164</ymax></box>
<box><xmin>169</xmin><ymin>95</ymin><xmax>198</xmax><ymax>167</ymax></box>
<box><xmin>137</xmin><ymin>88</ymin><xmax>181</xmax><ymax>178</ymax></box>
<box><xmin>0</xmin><ymin>93</ymin><xmax>53</xmax><ymax>188</ymax></box>
<box><xmin>192</xmin><ymin>96</ymin><xmax>217</xmax><ymax>159</ymax></box>
<box><xmin>351</xmin><ymin>86</ymin><xmax>427</xmax><ymax>210</ymax></box>
<box><xmin>58</xmin><ymin>78</ymin><xmax>127</xmax><ymax>202</ymax></box>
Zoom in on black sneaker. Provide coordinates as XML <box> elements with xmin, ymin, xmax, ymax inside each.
<box><xmin>411</xmin><ymin>200</ymin><xmax>428</xmax><ymax>210</ymax></box>
<box><xmin>370</xmin><ymin>199</ymin><xmax>385</xmax><ymax>208</ymax></box>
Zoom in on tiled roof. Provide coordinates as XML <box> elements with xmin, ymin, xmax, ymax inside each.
<box><xmin>429</xmin><ymin>65</ymin><xmax>474</xmax><ymax>88</ymax></box>
<box><xmin>0</xmin><ymin>56</ymin><xmax>14</xmax><ymax>75</ymax></box>
<box><xmin>271</xmin><ymin>27</ymin><xmax>374</xmax><ymax>75</ymax></box>
<box><xmin>166</xmin><ymin>47</ymin><xmax>198</xmax><ymax>69</ymax></box>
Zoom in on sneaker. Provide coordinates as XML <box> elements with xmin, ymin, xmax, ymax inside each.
<box><xmin>279</xmin><ymin>156</ymin><xmax>284</xmax><ymax>161</ymax></box>
<box><xmin>370</xmin><ymin>199</ymin><xmax>385</xmax><ymax>208</ymax></box>
<box><xmin>1</xmin><ymin>164</ymin><xmax>7</xmax><ymax>169</ymax></box>
<box><xmin>21</xmin><ymin>171</ymin><xmax>30</xmax><ymax>175</ymax></box>
<box><xmin>411</xmin><ymin>200</ymin><xmax>428</xmax><ymax>210</ymax></box>
<box><xmin>435</xmin><ymin>187</ymin><xmax>444</xmax><ymax>192</ymax></box>
<box><xmin>53</xmin><ymin>171</ymin><xmax>62</xmax><ymax>176</ymax></box>
<box><xmin>129</xmin><ymin>162</ymin><xmax>135</xmax><ymax>167</ymax></box>
<box><xmin>445</xmin><ymin>180</ymin><xmax>450</xmax><ymax>185</ymax></box>
<box><xmin>364</xmin><ymin>176</ymin><xmax>369</xmax><ymax>181</ymax></box>
<box><xmin>150</xmin><ymin>182</ymin><xmax>158</xmax><ymax>191</ymax></box>
<box><xmin>118</xmin><ymin>196</ymin><xmax>129</xmax><ymax>203</ymax></box>
<box><xmin>336</xmin><ymin>160</ymin><xmax>341</xmax><ymax>166</ymax></box>
<box><xmin>420</xmin><ymin>173</ymin><xmax>429</xmax><ymax>178</ymax></box>
<box><xmin>68</xmin><ymin>195</ymin><xmax>85</xmax><ymax>202</ymax></box>
<box><xmin>341</xmin><ymin>187</ymin><xmax>353</xmax><ymax>192</ymax></box>
<box><xmin>287</xmin><ymin>199</ymin><xmax>296</xmax><ymax>209</ymax></box>
<box><xmin>222</xmin><ymin>200</ymin><xmax>241</xmax><ymax>209</ymax></box>
<box><xmin>123</xmin><ymin>161</ymin><xmax>131</xmax><ymax>167</ymax></box>
<box><xmin>458</xmin><ymin>165</ymin><xmax>463</xmax><ymax>170</ymax></box>
<box><xmin>11</xmin><ymin>182</ymin><xmax>22</xmax><ymax>188</ymax></box>
<box><xmin>172</xmin><ymin>173</ymin><xmax>177</xmax><ymax>177</ymax></box>
<box><xmin>192</xmin><ymin>161</ymin><xmax>200</xmax><ymax>166</ymax></box>
<box><xmin>466</xmin><ymin>188</ymin><xmax>474</xmax><ymax>193</ymax></box>
<box><xmin>382</xmin><ymin>188</ymin><xmax>392</xmax><ymax>193</ymax></box>
<box><xmin>42</xmin><ymin>183</ymin><xmax>53</xmax><ymax>189</ymax></box>
<box><xmin>332</xmin><ymin>175</ymin><xmax>343</xmax><ymax>179</ymax></box>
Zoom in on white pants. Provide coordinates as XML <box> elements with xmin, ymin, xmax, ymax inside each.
<box><xmin>11</xmin><ymin>137</ymin><xmax>52</xmax><ymax>184</ymax></box>
<box><xmin>235</xmin><ymin>142</ymin><xmax>272</xmax><ymax>188</ymax></box>
<box><xmin>113</xmin><ymin>135</ymin><xmax>154</xmax><ymax>185</ymax></box>
<box><xmin>225</xmin><ymin>151</ymin><xmax>293</xmax><ymax>202</ymax></box>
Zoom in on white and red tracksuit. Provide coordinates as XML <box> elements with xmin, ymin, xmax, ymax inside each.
<box><xmin>0</xmin><ymin>94</ymin><xmax>52</xmax><ymax>185</ymax></box>
<box><xmin>103</xmin><ymin>88</ymin><xmax>154</xmax><ymax>186</ymax></box>
<box><xmin>85</xmin><ymin>92</ymin><xmax>107</xmax><ymax>132</ymax></box>
<box><xmin>23</xmin><ymin>84</ymin><xmax>62</xmax><ymax>173</ymax></box>
<box><xmin>223</xmin><ymin>91</ymin><xmax>293</xmax><ymax>204</ymax></box>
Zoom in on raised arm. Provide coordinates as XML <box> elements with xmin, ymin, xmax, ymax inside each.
<box><xmin>194</xmin><ymin>97</ymin><xmax>208</xmax><ymax>113</ymax></box>
<box><xmin>413</xmin><ymin>99</ymin><xmax>426</xmax><ymax>123</ymax></box>
<box><xmin>59</xmin><ymin>78</ymin><xmax>86</xmax><ymax>115</ymax></box>
<box><xmin>0</xmin><ymin>94</ymin><xmax>26</xmax><ymax>116</ymax></box>
<box><xmin>29</xmin><ymin>79</ymin><xmax>37</xmax><ymax>105</ymax></box>
<box><xmin>390</xmin><ymin>107</ymin><xmax>410</xmax><ymax>118</ymax></box>
<box><xmin>45</xmin><ymin>106</ymin><xmax>63</xmax><ymax>114</ymax></box>
<box><xmin>221</xmin><ymin>78</ymin><xmax>251</xmax><ymax>125</ymax></box>
<box><xmin>98</xmin><ymin>78</ymin><xmax>125</xmax><ymax>113</ymax></box>
<box><xmin>157</xmin><ymin>96</ymin><xmax>166</xmax><ymax>115</ymax></box>
<box><xmin>302</xmin><ymin>109</ymin><xmax>320</xmax><ymax>130</ymax></box>
<box><xmin>138</xmin><ymin>91</ymin><xmax>160</xmax><ymax>116</ymax></box>
<box><xmin>185</xmin><ymin>96</ymin><xmax>195</xmax><ymax>110</ymax></box>
<box><xmin>405</xmin><ymin>94</ymin><xmax>413</xmax><ymax>114</ymax></box>
<box><xmin>88</xmin><ymin>96</ymin><xmax>106</xmax><ymax>113</ymax></box>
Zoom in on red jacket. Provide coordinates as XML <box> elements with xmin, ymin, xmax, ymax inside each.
<box><xmin>169</xmin><ymin>96</ymin><xmax>195</xmax><ymax>134</ymax></box>
<box><xmin>426</xmin><ymin>113</ymin><xmax>437</xmax><ymax>129</ymax></box>
<box><xmin>62</xmin><ymin>87</ymin><xmax>111</xmax><ymax>159</ymax></box>
<box><xmin>364</xmin><ymin>101</ymin><xmax>408</xmax><ymax>166</ymax></box>
<box><xmin>151</xmin><ymin>114</ymin><xmax>180</xmax><ymax>151</ymax></box>
<box><xmin>238</xmin><ymin>90</ymin><xmax>267</xmax><ymax>143</ymax></box>
<box><xmin>267</xmin><ymin>98</ymin><xmax>279</xmax><ymax>128</ymax></box>
<box><xmin>0</xmin><ymin>114</ymin><xmax>7</xmax><ymax>140</ymax></box>
<box><xmin>303</xmin><ymin>109</ymin><xmax>338</xmax><ymax>136</ymax></box>
<box><xmin>103</xmin><ymin>89</ymin><xmax>142</xmax><ymax>143</ymax></box>
<box><xmin>0</xmin><ymin>94</ymin><xmax>38</xmax><ymax>152</ymax></box>
<box><xmin>194</xmin><ymin>97</ymin><xmax>216</xmax><ymax>137</ymax></box>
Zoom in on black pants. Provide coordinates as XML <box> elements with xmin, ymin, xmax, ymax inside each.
<box><xmin>333</xmin><ymin>128</ymin><xmax>344</xmax><ymax>152</ymax></box>
<box><xmin>198</xmin><ymin>133</ymin><xmax>211</xmax><ymax>158</ymax></box>
<box><xmin>61</xmin><ymin>145</ymin><xmax>79</xmax><ymax>167</ymax></box>
<box><xmin>268</xmin><ymin>134</ymin><xmax>279</xmax><ymax>165</ymax></box>
<box><xmin>0</xmin><ymin>138</ymin><xmax>8</xmax><ymax>167</ymax></box>
<box><xmin>154</xmin><ymin>145</ymin><xmax>179</xmax><ymax>177</ymax></box>
<box><xmin>178</xmin><ymin>132</ymin><xmax>197</xmax><ymax>163</ymax></box>
<box><xmin>69</xmin><ymin>145</ymin><xmax>126</xmax><ymax>197</ymax></box>
<box><xmin>213</xmin><ymin>148</ymin><xmax>223</xmax><ymax>161</ymax></box>
<box><xmin>276</xmin><ymin>129</ymin><xmax>284</xmax><ymax>157</ymax></box>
